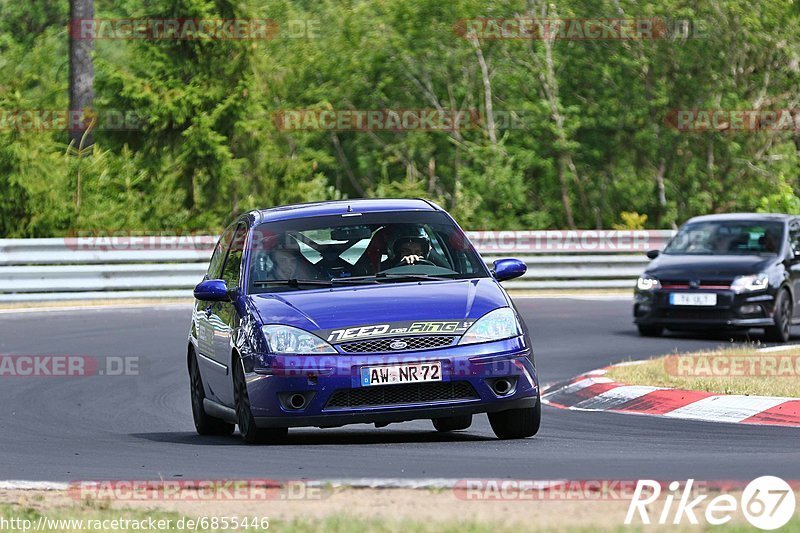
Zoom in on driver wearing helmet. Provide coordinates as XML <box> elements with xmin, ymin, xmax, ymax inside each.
<box><xmin>383</xmin><ymin>226</ymin><xmax>432</xmax><ymax>268</ymax></box>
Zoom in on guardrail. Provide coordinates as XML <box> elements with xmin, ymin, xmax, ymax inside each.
<box><xmin>0</xmin><ymin>230</ymin><xmax>674</xmax><ymax>301</ymax></box>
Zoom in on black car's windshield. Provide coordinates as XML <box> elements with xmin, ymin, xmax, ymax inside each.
<box><xmin>247</xmin><ymin>211</ymin><xmax>487</xmax><ymax>293</ymax></box>
<box><xmin>664</xmin><ymin>220</ymin><xmax>784</xmax><ymax>256</ymax></box>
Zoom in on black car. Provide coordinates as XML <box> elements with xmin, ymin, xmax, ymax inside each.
<box><xmin>634</xmin><ymin>213</ymin><xmax>800</xmax><ymax>342</ymax></box>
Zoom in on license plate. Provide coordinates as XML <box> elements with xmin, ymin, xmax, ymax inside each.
<box><xmin>360</xmin><ymin>362</ymin><xmax>442</xmax><ymax>386</ymax></box>
<box><xmin>669</xmin><ymin>293</ymin><xmax>717</xmax><ymax>306</ymax></box>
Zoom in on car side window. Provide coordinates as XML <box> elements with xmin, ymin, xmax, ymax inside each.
<box><xmin>207</xmin><ymin>226</ymin><xmax>234</xmax><ymax>279</ymax></box>
<box><xmin>789</xmin><ymin>221</ymin><xmax>800</xmax><ymax>255</ymax></box>
<box><xmin>220</xmin><ymin>222</ymin><xmax>248</xmax><ymax>288</ymax></box>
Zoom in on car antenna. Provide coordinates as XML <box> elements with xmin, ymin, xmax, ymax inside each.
<box><xmin>347</xmin><ymin>204</ymin><xmax>353</xmax><ymax>212</ymax></box>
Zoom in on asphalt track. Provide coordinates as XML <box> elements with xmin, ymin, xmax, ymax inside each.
<box><xmin>0</xmin><ymin>298</ymin><xmax>798</xmax><ymax>482</ymax></box>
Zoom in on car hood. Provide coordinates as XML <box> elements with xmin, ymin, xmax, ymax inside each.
<box><xmin>247</xmin><ymin>278</ymin><xmax>510</xmax><ymax>338</ymax></box>
<box><xmin>646</xmin><ymin>253</ymin><xmax>778</xmax><ymax>279</ymax></box>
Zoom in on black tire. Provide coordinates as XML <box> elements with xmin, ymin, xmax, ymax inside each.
<box><xmin>432</xmin><ymin>415</ymin><xmax>473</xmax><ymax>432</ymax></box>
<box><xmin>488</xmin><ymin>396</ymin><xmax>541</xmax><ymax>439</ymax></box>
<box><xmin>189</xmin><ymin>350</ymin><xmax>235</xmax><ymax>436</ymax></box>
<box><xmin>637</xmin><ymin>324</ymin><xmax>664</xmax><ymax>337</ymax></box>
<box><xmin>765</xmin><ymin>289</ymin><xmax>792</xmax><ymax>343</ymax></box>
<box><xmin>232</xmin><ymin>356</ymin><xmax>288</xmax><ymax>444</ymax></box>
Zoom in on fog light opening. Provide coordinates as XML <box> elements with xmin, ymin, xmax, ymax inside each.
<box><xmin>739</xmin><ymin>304</ymin><xmax>763</xmax><ymax>315</ymax></box>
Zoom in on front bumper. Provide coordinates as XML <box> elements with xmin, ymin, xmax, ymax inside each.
<box><xmin>242</xmin><ymin>336</ymin><xmax>538</xmax><ymax>429</ymax></box>
<box><xmin>633</xmin><ymin>289</ymin><xmax>777</xmax><ymax>328</ymax></box>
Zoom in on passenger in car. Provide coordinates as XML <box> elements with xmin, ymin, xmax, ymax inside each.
<box><xmin>267</xmin><ymin>238</ymin><xmax>320</xmax><ymax>280</ymax></box>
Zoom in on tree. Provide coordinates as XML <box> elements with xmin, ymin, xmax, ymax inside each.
<box><xmin>68</xmin><ymin>0</ymin><xmax>95</xmax><ymax>152</ymax></box>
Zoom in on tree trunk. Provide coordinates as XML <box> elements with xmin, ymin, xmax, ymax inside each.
<box><xmin>654</xmin><ymin>159</ymin><xmax>667</xmax><ymax>225</ymax></box>
<box><xmin>524</xmin><ymin>1</ymin><xmax>578</xmax><ymax>228</ymax></box>
<box><xmin>69</xmin><ymin>0</ymin><xmax>95</xmax><ymax>151</ymax></box>
<box><xmin>470</xmin><ymin>36</ymin><xmax>497</xmax><ymax>145</ymax></box>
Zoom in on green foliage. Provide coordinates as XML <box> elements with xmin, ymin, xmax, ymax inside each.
<box><xmin>1</xmin><ymin>0</ymin><xmax>799</xmax><ymax>236</ymax></box>
<box><xmin>613</xmin><ymin>212</ymin><xmax>648</xmax><ymax>230</ymax></box>
<box><xmin>758</xmin><ymin>179</ymin><xmax>800</xmax><ymax>215</ymax></box>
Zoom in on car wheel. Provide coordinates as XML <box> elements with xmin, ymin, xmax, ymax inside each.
<box><xmin>765</xmin><ymin>290</ymin><xmax>792</xmax><ymax>343</ymax></box>
<box><xmin>637</xmin><ymin>324</ymin><xmax>664</xmax><ymax>337</ymax></box>
<box><xmin>432</xmin><ymin>415</ymin><xmax>472</xmax><ymax>432</ymax></box>
<box><xmin>189</xmin><ymin>350</ymin><xmax>235</xmax><ymax>436</ymax></box>
<box><xmin>488</xmin><ymin>395</ymin><xmax>541</xmax><ymax>439</ymax></box>
<box><xmin>232</xmin><ymin>356</ymin><xmax>288</xmax><ymax>444</ymax></box>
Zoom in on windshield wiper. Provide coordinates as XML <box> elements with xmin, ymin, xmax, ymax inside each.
<box><xmin>253</xmin><ymin>279</ymin><xmax>333</xmax><ymax>287</ymax></box>
<box><xmin>330</xmin><ymin>273</ymin><xmax>452</xmax><ymax>284</ymax></box>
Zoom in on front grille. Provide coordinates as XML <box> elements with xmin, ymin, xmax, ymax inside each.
<box><xmin>339</xmin><ymin>335</ymin><xmax>457</xmax><ymax>353</ymax></box>
<box><xmin>325</xmin><ymin>381</ymin><xmax>479</xmax><ymax>409</ymax></box>
<box><xmin>660</xmin><ymin>279</ymin><xmax>734</xmax><ymax>288</ymax></box>
<box><xmin>657</xmin><ymin>308</ymin><xmax>731</xmax><ymax>320</ymax></box>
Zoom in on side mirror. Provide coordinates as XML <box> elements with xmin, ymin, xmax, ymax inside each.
<box><xmin>492</xmin><ymin>258</ymin><xmax>527</xmax><ymax>282</ymax></box>
<box><xmin>193</xmin><ymin>279</ymin><xmax>230</xmax><ymax>302</ymax></box>
<box><xmin>646</xmin><ymin>250</ymin><xmax>660</xmax><ymax>260</ymax></box>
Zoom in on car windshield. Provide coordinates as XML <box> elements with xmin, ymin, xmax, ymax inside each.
<box><xmin>247</xmin><ymin>211</ymin><xmax>488</xmax><ymax>293</ymax></box>
<box><xmin>663</xmin><ymin>220</ymin><xmax>784</xmax><ymax>256</ymax></box>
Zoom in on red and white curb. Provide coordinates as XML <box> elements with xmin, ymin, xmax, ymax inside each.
<box><xmin>542</xmin><ymin>361</ymin><xmax>800</xmax><ymax>428</ymax></box>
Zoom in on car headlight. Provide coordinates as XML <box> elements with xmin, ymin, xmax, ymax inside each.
<box><xmin>730</xmin><ymin>273</ymin><xmax>769</xmax><ymax>293</ymax></box>
<box><xmin>637</xmin><ymin>276</ymin><xmax>661</xmax><ymax>291</ymax></box>
<box><xmin>262</xmin><ymin>325</ymin><xmax>337</xmax><ymax>354</ymax></box>
<box><xmin>459</xmin><ymin>307</ymin><xmax>521</xmax><ymax>345</ymax></box>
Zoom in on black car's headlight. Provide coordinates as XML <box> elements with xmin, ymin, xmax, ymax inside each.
<box><xmin>636</xmin><ymin>276</ymin><xmax>661</xmax><ymax>291</ymax></box>
<box><xmin>730</xmin><ymin>273</ymin><xmax>769</xmax><ymax>293</ymax></box>
<box><xmin>262</xmin><ymin>325</ymin><xmax>337</xmax><ymax>354</ymax></box>
<box><xmin>458</xmin><ymin>308</ymin><xmax>522</xmax><ymax>345</ymax></box>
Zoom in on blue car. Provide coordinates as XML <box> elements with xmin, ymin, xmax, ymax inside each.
<box><xmin>188</xmin><ymin>199</ymin><xmax>540</xmax><ymax>443</ymax></box>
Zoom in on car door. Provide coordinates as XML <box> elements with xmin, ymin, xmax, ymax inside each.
<box><xmin>786</xmin><ymin>218</ymin><xmax>800</xmax><ymax>317</ymax></box>
<box><xmin>208</xmin><ymin>221</ymin><xmax>248</xmax><ymax>407</ymax></box>
<box><xmin>194</xmin><ymin>225</ymin><xmax>233</xmax><ymax>384</ymax></box>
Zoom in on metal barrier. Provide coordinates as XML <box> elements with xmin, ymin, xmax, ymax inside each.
<box><xmin>0</xmin><ymin>230</ymin><xmax>673</xmax><ymax>301</ymax></box>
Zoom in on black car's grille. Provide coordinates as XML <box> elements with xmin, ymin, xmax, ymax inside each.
<box><xmin>325</xmin><ymin>381</ymin><xmax>478</xmax><ymax>409</ymax></box>
<box><xmin>660</xmin><ymin>278</ymin><xmax>734</xmax><ymax>287</ymax></box>
<box><xmin>657</xmin><ymin>308</ymin><xmax>732</xmax><ymax>320</ymax></box>
<box><xmin>338</xmin><ymin>336</ymin><xmax>457</xmax><ymax>353</ymax></box>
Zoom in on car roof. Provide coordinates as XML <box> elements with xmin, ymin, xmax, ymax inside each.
<box><xmin>684</xmin><ymin>212</ymin><xmax>793</xmax><ymax>224</ymax></box>
<box><xmin>247</xmin><ymin>198</ymin><xmax>441</xmax><ymax>224</ymax></box>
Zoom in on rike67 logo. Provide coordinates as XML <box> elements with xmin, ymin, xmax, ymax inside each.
<box><xmin>626</xmin><ymin>477</ymin><xmax>796</xmax><ymax>530</ymax></box>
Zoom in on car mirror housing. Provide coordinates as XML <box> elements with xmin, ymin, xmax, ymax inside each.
<box><xmin>492</xmin><ymin>258</ymin><xmax>527</xmax><ymax>281</ymax></box>
<box><xmin>646</xmin><ymin>250</ymin><xmax>660</xmax><ymax>260</ymax></box>
<box><xmin>194</xmin><ymin>279</ymin><xmax>230</xmax><ymax>301</ymax></box>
